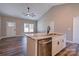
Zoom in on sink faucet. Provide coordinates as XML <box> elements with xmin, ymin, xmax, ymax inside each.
<box><xmin>47</xmin><ymin>26</ymin><xmax>50</xmax><ymax>35</ymax></box>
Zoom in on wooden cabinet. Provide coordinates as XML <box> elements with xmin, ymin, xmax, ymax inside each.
<box><xmin>27</xmin><ymin>37</ymin><xmax>37</xmax><ymax>56</ymax></box>
<box><xmin>27</xmin><ymin>33</ymin><xmax>66</xmax><ymax>56</ymax></box>
<box><xmin>52</xmin><ymin>35</ymin><xmax>66</xmax><ymax>56</ymax></box>
<box><xmin>27</xmin><ymin>37</ymin><xmax>52</xmax><ymax>56</ymax></box>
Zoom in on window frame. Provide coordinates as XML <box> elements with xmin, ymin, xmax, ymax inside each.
<box><xmin>24</xmin><ymin>23</ymin><xmax>34</xmax><ymax>33</ymax></box>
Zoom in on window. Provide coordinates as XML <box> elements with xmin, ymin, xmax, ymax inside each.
<box><xmin>6</xmin><ymin>22</ymin><xmax>16</xmax><ymax>36</ymax></box>
<box><xmin>7</xmin><ymin>22</ymin><xmax>15</xmax><ymax>27</ymax></box>
<box><xmin>24</xmin><ymin>23</ymin><xmax>34</xmax><ymax>32</ymax></box>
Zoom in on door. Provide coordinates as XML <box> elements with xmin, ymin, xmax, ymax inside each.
<box><xmin>6</xmin><ymin>22</ymin><xmax>16</xmax><ymax>36</ymax></box>
<box><xmin>73</xmin><ymin>16</ymin><xmax>79</xmax><ymax>44</ymax></box>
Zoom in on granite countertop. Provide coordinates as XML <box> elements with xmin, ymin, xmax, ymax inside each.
<box><xmin>26</xmin><ymin>32</ymin><xmax>64</xmax><ymax>40</ymax></box>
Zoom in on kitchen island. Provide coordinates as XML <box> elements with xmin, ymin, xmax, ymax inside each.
<box><xmin>26</xmin><ymin>32</ymin><xmax>66</xmax><ymax>56</ymax></box>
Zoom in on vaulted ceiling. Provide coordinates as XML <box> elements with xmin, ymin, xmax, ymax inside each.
<box><xmin>0</xmin><ymin>3</ymin><xmax>63</xmax><ymax>20</ymax></box>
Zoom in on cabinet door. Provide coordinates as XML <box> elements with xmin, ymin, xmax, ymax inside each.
<box><xmin>52</xmin><ymin>37</ymin><xmax>60</xmax><ymax>55</ymax></box>
<box><xmin>52</xmin><ymin>35</ymin><xmax>66</xmax><ymax>56</ymax></box>
<box><xmin>58</xmin><ymin>35</ymin><xmax>66</xmax><ymax>50</ymax></box>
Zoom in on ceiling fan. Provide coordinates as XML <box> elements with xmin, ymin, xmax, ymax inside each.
<box><xmin>23</xmin><ymin>7</ymin><xmax>36</xmax><ymax>17</ymax></box>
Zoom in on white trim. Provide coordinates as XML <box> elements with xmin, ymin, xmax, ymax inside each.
<box><xmin>73</xmin><ymin>17</ymin><xmax>76</xmax><ymax>43</ymax></box>
<box><xmin>73</xmin><ymin>17</ymin><xmax>79</xmax><ymax>44</ymax></box>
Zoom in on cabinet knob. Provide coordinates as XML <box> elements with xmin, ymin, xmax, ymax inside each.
<box><xmin>62</xmin><ymin>40</ymin><xmax>64</xmax><ymax>42</ymax></box>
<box><xmin>57</xmin><ymin>41</ymin><xmax>59</xmax><ymax>45</ymax></box>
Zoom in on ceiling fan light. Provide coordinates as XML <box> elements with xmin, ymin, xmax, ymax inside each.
<box><xmin>23</xmin><ymin>7</ymin><xmax>36</xmax><ymax>17</ymax></box>
<box><xmin>27</xmin><ymin>14</ymin><xmax>30</xmax><ymax>16</ymax></box>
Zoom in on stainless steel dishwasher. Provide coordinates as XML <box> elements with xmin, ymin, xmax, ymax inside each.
<box><xmin>38</xmin><ymin>37</ymin><xmax>52</xmax><ymax>56</ymax></box>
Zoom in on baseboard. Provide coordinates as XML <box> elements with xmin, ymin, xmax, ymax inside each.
<box><xmin>66</xmin><ymin>40</ymin><xmax>74</xmax><ymax>43</ymax></box>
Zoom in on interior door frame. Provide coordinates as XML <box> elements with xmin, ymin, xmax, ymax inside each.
<box><xmin>73</xmin><ymin>16</ymin><xmax>79</xmax><ymax>44</ymax></box>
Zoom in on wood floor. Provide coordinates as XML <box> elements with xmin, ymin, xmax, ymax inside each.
<box><xmin>0</xmin><ymin>36</ymin><xmax>26</xmax><ymax>56</ymax></box>
<box><xmin>56</xmin><ymin>43</ymin><xmax>79</xmax><ymax>56</ymax></box>
<box><xmin>0</xmin><ymin>37</ymin><xmax>79</xmax><ymax>56</ymax></box>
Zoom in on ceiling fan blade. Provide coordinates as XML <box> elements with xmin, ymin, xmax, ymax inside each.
<box><xmin>30</xmin><ymin>13</ymin><xmax>36</xmax><ymax>17</ymax></box>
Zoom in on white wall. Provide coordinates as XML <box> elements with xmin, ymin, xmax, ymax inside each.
<box><xmin>37</xmin><ymin>4</ymin><xmax>79</xmax><ymax>42</ymax></box>
<box><xmin>37</xmin><ymin>19</ymin><xmax>54</xmax><ymax>33</ymax></box>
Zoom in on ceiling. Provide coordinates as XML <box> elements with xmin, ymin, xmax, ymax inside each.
<box><xmin>0</xmin><ymin>3</ymin><xmax>63</xmax><ymax>20</ymax></box>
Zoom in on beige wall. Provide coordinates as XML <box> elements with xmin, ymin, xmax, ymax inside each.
<box><xmin>1</xmin><ymin>16</ymin><xmax>37</xmax><ymax>36</ymax></box>
<box><xmin>37</xmin><ymin>4</ymin><xmax>79</xmax><ymax>42</ymax></box>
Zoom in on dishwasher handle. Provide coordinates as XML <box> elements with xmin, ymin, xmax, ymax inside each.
<box><xmin>39</xmin><ymin>40</ymin><xmax>52</xmax><ymax>45</ymax></box>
